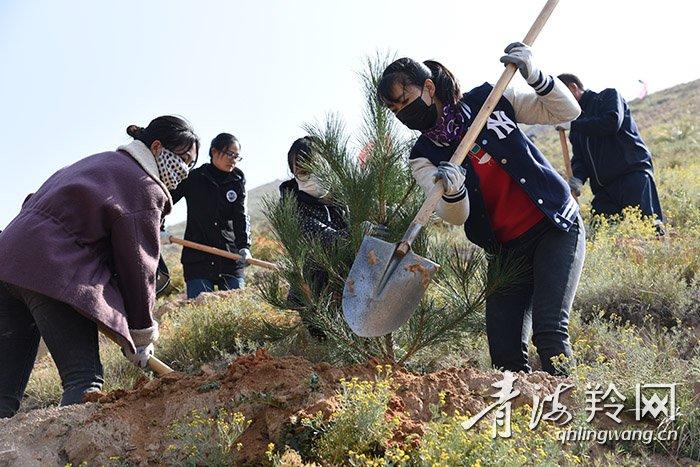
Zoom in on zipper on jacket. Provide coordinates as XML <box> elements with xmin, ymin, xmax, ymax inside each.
<box><xmin>586</xmin><ymin>138</ymin><xmax>604</xmax><ymax>187</ymax></box>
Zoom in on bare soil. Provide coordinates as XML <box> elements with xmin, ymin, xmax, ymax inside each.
<box><xmin>0</xmin><ymin>349</ymin><xmax>566</xmax><ymax>466</ymax></box>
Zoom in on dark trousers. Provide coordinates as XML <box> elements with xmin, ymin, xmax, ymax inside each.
<box><xmin>0</xmin><ymin>281</ymin><xmax>103</xmax><ymax>418</ymax></box>
<box><xmin>592</xmin><ymin>171</ymin><xmax>663</xmax><ymax>222</ymax></box>
<box><xmin>486</xmin><ymin>215</ymin><xmax>585</xmax><ymax>375</ymax></box>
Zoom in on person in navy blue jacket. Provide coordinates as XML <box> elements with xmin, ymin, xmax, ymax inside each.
<box><xmin>377</xmin><ymin>43</ymin><xmax>583</xmax><ymax>375</ymax></box>
<box><xmin>557</xmin><ymin>74</ymin><xmax>664</xmax><ymax>230</ymax></box>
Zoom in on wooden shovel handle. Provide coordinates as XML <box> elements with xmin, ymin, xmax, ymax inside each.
<box><xmin>558</xmin><ymin>129</ymin><xmax>578</xmax><ymax>202</ymax></box>
<box><xmin>146</xmin><ymin>356</ymin><xmax>175</xmax><ymax>376</ymax></box>
<box><xmin>559</xmin><ymin>129</ymin><xmax>573</xmax><ymax>179</ymax></box>
<box><xmin>397</xmin><ymin>0</ymin><xmax>560</xmax><ymax>255</ymax></box>
<box><xmin>169</xmin><ymin>236</ymin><xmax>279</xmax><ymax>271</ymax></box>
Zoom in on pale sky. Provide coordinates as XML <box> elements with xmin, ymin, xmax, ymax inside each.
<box><xmin>1</xmin><ymin>0</ymin><xmax>698</xmax><ymax>228</ymax></box>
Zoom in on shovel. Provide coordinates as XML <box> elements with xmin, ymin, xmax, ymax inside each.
<box><xmin>558</xmin><ymin>128</ymin><xmax>578</xmax><ymax>202</ymax></box>
<box><xmin>168</xmin><ymin>236</ymin><xmax>279</xmax><ymax>271</ymax></box>
<box><xmin>343</xmin><ymin>0</ymin><xmax>561</xmax><ymax>337</ymax></box>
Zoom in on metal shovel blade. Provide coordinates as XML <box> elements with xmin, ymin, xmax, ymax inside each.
<box><xmin>342</xmin><ymin>235</ymin><xmax>439</xmax><ymax>337</ymax></box>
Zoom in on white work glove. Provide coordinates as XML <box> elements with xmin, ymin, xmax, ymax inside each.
<box><xmin>238</xmin><ymin>248</ymin><xmax>251</xmax><ymax>268</ymax></box>
<box><xmin>124</xmin><ymin>322</ymin><xmax>159</xmax><ymax>368</ymax></box>
<box><xmin>500</xmin><ymin>42</ymin><xmax>541</xmax><ymax>85</ymax></box>
<box><xmin>160</xmin><ymin>229</ymin><xmax>172</xmax><ymax>245</ymax></box>
<box><xmin>123</xmin><ymin>343</ymin><xmax>155</xmax><ymax>368</ymax></box>
<box><xmin>568</xmin><ymin>177</ymin><xmax>583</xmax><ymax>197</ymax></box>
<box><xmin>433</xmin><ymin>161</ymin><xmax>466</xmax><ymax>197</ymax></box>
<box><xmin>361</xmin><ymin>221</ymin><xmax>390</xmax><ymax>239</ymax></box>
<box><xmin>555</xmin><ymin>122</ymin><xmax>571</xmax><ymax>132</ymax></box>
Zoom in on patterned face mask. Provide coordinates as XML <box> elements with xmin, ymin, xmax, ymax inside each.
<box><xmin>155</xmin><ymin>148</ymin><xmax>190</xmax><ymax>190</ymax></box>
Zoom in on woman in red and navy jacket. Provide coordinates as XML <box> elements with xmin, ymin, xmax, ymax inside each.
<box><xmin>377</xmin><ymin>42</ymin><xmax>584</xmax><ymax>375</ymax></box>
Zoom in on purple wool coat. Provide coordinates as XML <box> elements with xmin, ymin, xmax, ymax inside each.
<box><xmin>0</xmin><ymin>141</ymin><xmax>172</xmax><ymax>352</ymax></box>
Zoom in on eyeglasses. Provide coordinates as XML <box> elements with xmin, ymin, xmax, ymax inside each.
<box><xmin>223</xmin><ymin>150</ymin><xmax>242</xmax><ymax>162</ymax></box>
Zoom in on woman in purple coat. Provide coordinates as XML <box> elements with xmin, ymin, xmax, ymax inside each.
<box><xmin>0</xmin><ymin>116</ymin><xmax>199</xmax><ymax>418</ymax></box>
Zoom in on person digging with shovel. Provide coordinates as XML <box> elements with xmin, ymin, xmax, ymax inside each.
<box><xmin>0</xmin><ymin>116</ymin><xmax>199</xmax><ymax>417</ymax></box>
<box><xmin>377</xmin><ymin>43</ymin><xmax>584</xmax><ymax>375</ymax></box>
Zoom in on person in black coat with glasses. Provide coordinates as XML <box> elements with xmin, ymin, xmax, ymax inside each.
<box><xmin>164</xmin><ymin>133</ymin><xmax>252</xmax><ymax>298</ymax></box>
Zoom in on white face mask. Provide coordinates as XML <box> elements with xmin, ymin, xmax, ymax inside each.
<box><xmin>155</xmin><ymin>148</ymin><xmax>190</xmax><ymax>190</ymax></box>
<box><xmin>296</xmin><ymin>174</ymin><xmax>329</xmax><ymax>199</ymax></box>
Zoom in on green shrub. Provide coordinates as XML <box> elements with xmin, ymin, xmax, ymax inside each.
<box><xmin>568</xmin><ymin>313</ymin><xmax>700</xmax><ymax>460</ymax></box>
<box><xmin>418</xmin><ymin>405</ymin><xmax>581</xmax><ymax>466</ymax></box>
<box><xmin>156</xmin><ymin>291</ymin><xmax>275</xmax><ymax>371</ymax></box>
<box><xmin>165</xmin><ymin>408</ymin><xmax>250</xmax><ymax>466</ymax></box>
<box><xmin>302</xmin><ymin>366</ymin><xmax>398</xmax><ymax>463</ymax></box>
<box><xmin>575</xmin><ymin>207</ymin><xmax>699</xmax><ymax>327</ymax></box>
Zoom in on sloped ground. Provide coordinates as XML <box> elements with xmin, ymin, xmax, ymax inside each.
<box><xmin>5</xmin><ymin>80</ymin><xmax>698</xmax><ymax>467</ymax></box>
<box><xmin>0</xmin><ymin>350</ymin><xmax>565</xmax><ymax>466</ymax></box>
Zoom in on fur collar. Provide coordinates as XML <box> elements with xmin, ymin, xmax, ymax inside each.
<box><xmin>117</xmin><ymin>140</ymin><xmax>173</xmax><ymax>208</ymax></box>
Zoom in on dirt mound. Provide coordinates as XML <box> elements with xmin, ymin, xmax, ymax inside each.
<box><xmin>0</xmin><ymin>350</ymin><xmax>565</xmax><ymax>465</ymax></box>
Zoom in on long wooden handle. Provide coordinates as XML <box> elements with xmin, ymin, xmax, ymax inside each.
<box><xmin>397</xmin><ymin>0</ymin><xmax>560</xmax><ymax>255</ymax></box>
<box><xmin>558</xmin><ymin>128</ymin><xmax>578</xmax><ymax>202</ymax></box>
<box><xmin>169</xmin><ymin>236</ymin><xmax>279</xmax><ymax>271</ymax></box>
<box><xmin>559</xmin><ymin>129</ymin><xmax>573</xmax><ymax>179</ymax></box>
<box><xmin>146</xmin><ymin>356</ymin><xmax>175</xmax><ymax>376</ymax></box>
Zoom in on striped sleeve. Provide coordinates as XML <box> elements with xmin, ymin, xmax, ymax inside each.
<box><xmin>528</xmin><ymin>70</ymin><xmax>555</xmax><ymax>96</ymax></box>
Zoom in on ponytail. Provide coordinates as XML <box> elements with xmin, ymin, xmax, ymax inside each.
<box><xmin>423</xmin><ymin>60</ymin><xmax>461</xmax><ymax>106</ymax></box>
<box><xmin>377</xmin><ymin>57</ymin><xmax>461</xmax><ymax>106</ymax></box>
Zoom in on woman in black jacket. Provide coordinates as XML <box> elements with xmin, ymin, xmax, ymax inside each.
<box><xmin>279</xmin><ymin>136</ymin><xmax>347</xmax><ymax>338</ymax></box>
<box><xmin>166</xmin><ymin>133</ymin><xmax>252</xmax><ymax>298</ymax></box>
<box><xmin>279</xmin><ymin>136</ymin><xmax>347</xmax><ymax>243</ymax></box>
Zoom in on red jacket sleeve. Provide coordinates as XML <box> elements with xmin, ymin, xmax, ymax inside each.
<box><xmin>110</xmin><ymin>208</ymin><xmax>161</xmax><ymax>329</ymax></box>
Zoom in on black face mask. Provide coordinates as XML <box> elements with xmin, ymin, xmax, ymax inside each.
<box><xmin>395</xmin><ymin>89</ymin><xmax>438</xmax><ymax>132</ymax></box>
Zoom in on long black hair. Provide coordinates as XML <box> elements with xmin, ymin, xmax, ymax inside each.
<box><xmin>126</xmin><ymin>115</ymin><xmax>200</xmax><ymax>156</ymax></box>
<box><xmin>209</xmin><ymin>133</ymin><xmax>240</xmax><ymax>159</ymax></box>
<box><xmin>287</xmin><ymin>136</ymin><xmax>316</xmax><ymax>173</ymax></box>
<box><xmin>377</xmin><ymin>58</ymin><xmax>461</xmax><ymax>106</ymax></box>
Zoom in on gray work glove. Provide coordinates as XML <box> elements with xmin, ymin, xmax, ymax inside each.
<box><xmin>238</xmin><ymin>248</ymin><xmax>251</xmax><ymax>268</ymax></box>
<box><xmin>160</xmin><ymin>229</ymin><xmax>172</xmax><ymax>245</ymax></box>
<box><xmin>568</xmin><ymin>177</ymin><xmax>583</xmax><ymax>197</ymax></box>
<box><xmin>433</xmin><ymin>161</ymin><xmax>466</xmax><ymax>197</ymax></box>
<box><xmin>361</xmin><ymin>221</ymin><xmax>389</xmax><ymax>239</ymax></box>
<box><xmin>500</xmin><ymin>42</ymin><xmax>541</xmax><ymax>85</ymax></box>
<box><xmin>124</xmin><ymin>322</ymin><xmax>159</xmax><ymax>368</ymax></box>
<box><xmin>555</xmin><ymin>122</ymin><xmax>571</xmax><ymax>131</ymax></box>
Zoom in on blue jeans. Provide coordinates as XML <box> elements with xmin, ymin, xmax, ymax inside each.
<box><xmin>486</xmin><ymin>215</ymin><xmax>586</xmax><ymax>375</ymax></box>
<box><xmin>186</xmin><ymin>276</ymin><xmax>245</xmax><ymax>299</ymax></box>
<box><xmin>0</xmin><ymin>281</ymin><xmax>103</xmax><ymax>418</ymax></box>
